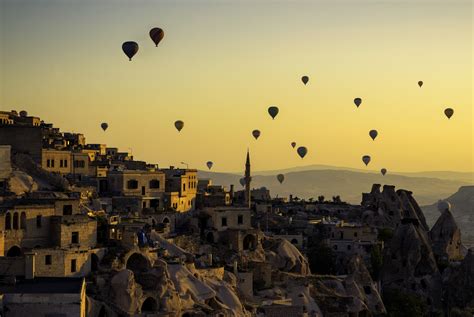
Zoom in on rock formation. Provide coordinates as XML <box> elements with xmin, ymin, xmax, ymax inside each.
<box><xmin>361</xmin><ymin>184</ymin><xmax>429</xmax><ymax>230</ymax></box>
<box><xmin>442</xmin><ymin>248</ymin><xmax>474</xmax><ymax>311</ymax></box>
<box><xmin>430</xmin><ymin>202</ymin><xmax>463</xmax><ymax>262</ymax></box>
<box><xmin>381</xmin><ymin>221</ymin><xmax>442</xmax><ymax>310</ymax></box>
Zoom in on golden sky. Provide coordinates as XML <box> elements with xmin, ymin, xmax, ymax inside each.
<box><xmin>1</xmin><ymin>0</ymin><xmax>472</xmax><ymax>173</ymax></box>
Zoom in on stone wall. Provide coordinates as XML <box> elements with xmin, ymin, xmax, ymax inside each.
<box><xmin>0</xmin><ymin>126</ymin><xmax>43</xmax><ymax>164</ymax></box>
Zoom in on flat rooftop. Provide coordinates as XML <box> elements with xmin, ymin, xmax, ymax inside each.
<box><xmin>0</xmin><ymin>277</ymin><xmax>84</xmax><ymax>294</ymax></box>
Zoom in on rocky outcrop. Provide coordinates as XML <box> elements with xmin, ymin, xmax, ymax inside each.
<box><xmin>381</xmin><ymin>221</ymin><xmax>442</xmax><ymax>309</ymax></box>
<box><xmin>110</xmin><ymin>269</ymin><xmax>144</xmax><ymax>314</ymax></box>
<box><xmin>264</xmin><ymin>237</ymin><xmax>311</xmax><ymax>275</ymax></box>
<box><xmin>361</xmin><ymin>184</ymin><xmax>429</xmax><ymax>230</ymax></box>
<box><xmin>442</xmin><ymin>248</ymin><xmax>474</xmax><ymax>310</ymax></box>
<box><xmin>430</xmin><ymin>202</ymin><xmax>463</xmax><ymax>262</ymax></box>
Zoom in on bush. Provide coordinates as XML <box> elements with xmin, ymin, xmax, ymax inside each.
<box><xmin>383</xmin><ymin>289</ymin><xmax>428</xmax><ymax>317</ymax></box>
<box><xmin>378</xmin><ymin>228</ymin><xmax>394</xmax><ymax>242</ymax></box>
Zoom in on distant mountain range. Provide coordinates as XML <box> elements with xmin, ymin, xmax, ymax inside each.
<box><xmin>198</xmin><ymin>166</ymin><xmax>473</xmax><ymax>206</ymax></box>
<box><xmin>421</xmin><ymin>186</ymin><xmax>474</xmax><ymax>248</ymax></box>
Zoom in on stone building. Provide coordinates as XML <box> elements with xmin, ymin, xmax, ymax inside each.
<box><xmin>106</xmin><ymin>169</ymin><xmax>166</xmax><ymax>212</ymax></box>
<box><xmin>0</xmin><ymin>277</ymin><xmax>87</xmax><ymax>317</ymax></box>
<box><xmin>162</xmin><ymin>167</ymin><xmax>197</xmax><ymax>212</ymax></box>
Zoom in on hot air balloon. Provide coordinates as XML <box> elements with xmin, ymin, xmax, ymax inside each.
<box><xmin>354</xmin><ymin>98</ymin><xmax>362</xmax><ymax>108</ymax></box>
<box><xmin>444</xmin><ymin>108</ymin><xmax>454</xmax><ymax>119</ymax></box>
<box><xmin>252</xmin><ymin>130</ymin><xmax>261</xmax><ymax>140</ymax></box>
<box><xmin>122</xmin><ymin>41</ymin><xmax>139</xmax><ymax>61</ymax></box>
<box><xmin>268</xmin><ymin>106</ymin><xmax>279</xmax><ymax>119</ymax></box>
<box><xmin>149</xmin><ymin>27</ymin><xmax>164</xmax><ymax>47</ymax></box>
<box><xmin>291</xmin><ymin>142</ymin><xmax>296</xmax><ymax>148</ymax></box>
<box><xmin>101</xmin><ymin>123</ymin><xmax>108</xmax><ymax>131</ymax></box>
<box><xmin>301</xmin><ymin>76</ymin><xmax>309</xmax><ymax>85</ymax></box>
<box><xmin>369</xmin><ymin>130</ymin><xmax>378</xmax><ymax>141</ymax></box>
<box><xmin>174</xmin><ymin>120</ymin><xmax>184</xmax><ymax>132</ymax></box>
<box><xmin>206</xmin><ymin>161</ymin><xmax>213</xmax><ymax>170</ymax></box>
<box><xmin>418</xmin><ymin>81</ymin><xmax>423</xmax><ymax>88</ymax></box>
<box><xmin>277</xmin><ymin>174</ymin><xmax>285</xmax><ymax>184</ymax></box>
<box><xmin>381</xmin><ymin>168</ymin><xmax>387</xmax><ymax>176</ymax></box>
<box><xmin>297</xmin><ymin>146</ymin><xmax>307</xmax><ymax>159</ymax></box>
<box><xmin>362</xmin><ymin>155</ymin><xmax>371</xmax><ymax>166</ymax></box>
<box><xmin>239</xmin><ymin>178</ymin><xmax>245</xmax><ymax>187</ymax></box>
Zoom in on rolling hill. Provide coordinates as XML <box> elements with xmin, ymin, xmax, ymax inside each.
<box><xmin>198</xmin><ymin>169</ymin><xmax>471</xmax><ymax>206</ymax></box>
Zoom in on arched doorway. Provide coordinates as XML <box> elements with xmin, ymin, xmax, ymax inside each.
<box><xmin>162</xmin><ymin>217</ymin><xmax>170</xmax><ymax>224</ymax></box>
<box><xmin>243</xmin><ymin>234</ymin><xmax>256</xmax><ymax>250</ymax></box>
<box><xmin>141</xmin><ymin>297</ymin><xmax>158</xmax><ymax>312</ymax></box>
<box><xmin>98</xmin><ymin>305</ymin><xmax>107</xmax><ymax>317</ymax></box>
<box><xmin>6</xmin><ymin>246</ymin><xmax>22</xmax><ymax>257</ymax></box>
<box><xmin>91</xmin><ymin>253</ymin><xmax>99</xmax><ymax>272</ymax></box>
<box><xmin>126</xmin><ymin>253</ymin><xmax>150</xmax><ymax>274</ymax></box>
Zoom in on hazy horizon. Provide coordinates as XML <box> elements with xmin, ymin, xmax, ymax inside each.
<box><xmin>1</xmin><ymin>0</ymin><xmax>472</xmax><ymax>173</ymax></box>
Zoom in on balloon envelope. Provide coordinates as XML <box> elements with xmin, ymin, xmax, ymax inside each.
<box><xmin>149</xmin><ymin>28</ymin><xmax>164</xmax><ymax>47</ymax></box>
<box><xmin>101</xmin><ymin>123</ymin><xmax>108</xmax><ymax>131</ymax></box>
<box><xmin>354</xmin><ymin>98</ymin><xmax>362</xmax><ymax>108</ymax></box>
<box><xmin>252</xmin><ymin>130</ymin><xmax>261</xmax><ymax>140</ymax></box>
<box><xmin>291</xmin><ymin>142</ymin><xmax>296</xmax><ymax>148</ymax></box>
<box><xmin>369</xmin><ymin>130</ymin><xmax>378</xmax><ymax>140</ymax></box>
<box><xmin>301</xmin><ymin>76</ymin><xmax>309</xmax><ymax>85</ymax></box>
<box><xmin>297</xmin><ymin>146</ymin><xmax>307</xmax><ymax>159</ymax></box>
<box><xmin>362</xmin><ymin>155</ymin><xmax>371</xmax><ymax>166</ymax></box>
<box><xmin>268</xmin><ymin>106</ymin><xmax>279</xmax><ymax>119</ymax></box>
<box><xmin>444</xmin><ymin>108</ymin><xmax>454</xmax><ymax>119</ymax></box>
<box><xmin>206</xmin><ymin>161</ymin><xmax>213</xmax><ymax>170</ymax></box>
<box><xmin>381</xmin><ymin>168</ymin><xmax>387</xmax><ymax>176</ymax></box>
<box><xmin>418</xmin><ymin>81</ymin><xmax>423</xmax><ymax>87</ymax></box>
<box><xmin>174</xmin><ymin>120</ymin><xmax>184</xmax><ymax>132</ymax></box>
<box><xmin>277</xmin><ymin>174</ymin><xmax>285</xmax><ymax>184</ymax></box>
<box><xmin>122</xmin><ymin>41</ymin><xmax>139</xmax><ymax>61</ymax></box>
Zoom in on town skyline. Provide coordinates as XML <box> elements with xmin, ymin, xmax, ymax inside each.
<box><xmin>1</xmin><ymin>0</ymin><xmax>472</xmax><ymax>173</ymax></box>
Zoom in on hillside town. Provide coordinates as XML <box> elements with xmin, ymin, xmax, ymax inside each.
<box><xmin>0</xmin><ymin>110</ymin><xmax>473</xmax><ymax>317</ymax></box>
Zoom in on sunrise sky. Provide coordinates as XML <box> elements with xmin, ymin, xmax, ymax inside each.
<box><xmin>1</xmin><ymin>0</ymin><xmax>472</xmax><ymax>173</ymax></box>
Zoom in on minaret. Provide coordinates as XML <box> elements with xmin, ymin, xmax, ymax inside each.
<box><xmin>244</xmin><ymin>149</ymin><xmax>251</xmax><ymax>208</ymax></box>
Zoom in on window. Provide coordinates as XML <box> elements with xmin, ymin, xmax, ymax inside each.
<box><xmin>354</xmin><ymin>232</ymin><xmax>358</xmax><ymax>237</ymax></box>
<box><xmin>20</xmin><ymin>212</ymin><xmax>26</xmax><ymax>229</ymax></box>
<box><xmin>221</xmin><ymin>217</ymin><xmax>227</xmax><ymax>227</ymax></box>
<box><xmin>64</xmin><ymin>160</ymin><xmax>68</xmax><ymax>168</ymax></box>
<box><xmin>238</xmin><ymin>215</ymin><xmax>243</xmax><ymax>225</ymax></box>
<box><xmin>47</xmin><ymin>159</ymin><xmax>51</xmax><ymax>167</ymax></box>
<box><xmin>127</xmin><ymin>180</ymin><xmax>138</xmax><ymax>189</ymax></box>
<box><xmin>13</xmin><ymin>212</ymin><xmax>19</xmax><ymax>229</ymax></box>
<box><xmin>71</xmin><ymin>232</ymin><xmax>79</xmax><ymax>244</ymax></box>
<box><xmin>45</xmin><ymin>255</ymin><xmax>52</xmax><ymax>265</ymax></box>
<box><xmin>149</xmin><ymin>180</ymin><xmax>160</xmax><ymax>189</ymax></box>
<box><xmin>333</xmin><ymin>245</ymin><xmax>338</xmax><ymax>250</ymax></box>
<box><xmin>183</xmin><ymin>183</ymin><xmax>186</xmax><ymax>191</ymax></box>
<box><xmin>63</xmin><ymin>205</ymin><xmax>73</xmax><ymax>215</ymax></box>
<box><xmin>36</xmin><ymin>215</ymin><xmax>42</xmax><ymax>228</ymax></box>
<box><xmin>60</xmin><ymin>160</ymin><xmax>64</xmax><ymax>168</ymax></box>
<box><xmin>51</xmin><ymin>159</ymin><xmax>55</xmax><ymax>168</ymax></box>
<box><xmin>71</xmin><ymin>259</ymin><xmax>77</xmax><ymax>272</ymax></box>
<box><xmin>347</xmin><ymin>245</ymin><xmax>352</xmax><ymax>250</ymax></box>
<box><xmin>5</xmin><ymin>212</ymin><xmax>11</xmax><ymax>230</ymax></box>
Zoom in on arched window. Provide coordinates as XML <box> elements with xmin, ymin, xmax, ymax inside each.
<box><xmin>13</xmin><ymin>212</ymin><xmax>19</xmax><ymax>230</ymax></box>
<box><xmin>5</xmin><ymin>212</ymin><xmax>11</xmax><ymax>230</ymax></box>
<box><xmin>20</xmin><ymin>212</ymin><xmax>26</xmax><ymax>230</ymax></box>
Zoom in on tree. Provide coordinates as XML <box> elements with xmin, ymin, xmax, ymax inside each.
<box><xmin>307</xmin><ymin>242</ymin><xmax>336</xmax><ymax>275</ymax></box>
<box><xmin>370</xmin><ymin>245</ymin><xmax>383</xmax><ymax>280</ymax></box>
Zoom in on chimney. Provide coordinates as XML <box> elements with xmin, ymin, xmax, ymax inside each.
<box><xmin>24</xmin><ymin>252</ymin><xmax>36</xmax><ymax>280</ymax></box>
